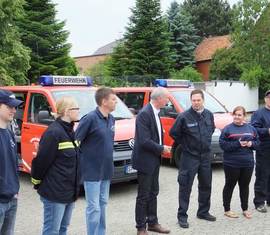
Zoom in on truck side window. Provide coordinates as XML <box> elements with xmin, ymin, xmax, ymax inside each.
<box><xmin>13</xmin><ymin>92</ymin><xmax>27</xmax><ymax>131</ymax></box>
<box><xmin>159</xmin><ymin>101</ymin><xmax>177</xmax><ymax>118</ymax></box>
<box><xmin>28</xmin><ymin>93</ymin><xmax>53</xmax><ymax>125</ymax></box>
<box><xmin>117</xmin><ymin>92</ymin><xmax>145</xmax><ymax>114</ymax></box>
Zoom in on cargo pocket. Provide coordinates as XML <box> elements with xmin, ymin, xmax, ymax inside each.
<box><xmin>178</xmin><ymin>170</ymin><xmax>189</xmax><ymax>187</ymax></box>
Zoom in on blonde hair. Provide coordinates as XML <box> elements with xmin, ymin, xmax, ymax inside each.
<box><xmin>53</xmin><ymin>96</ymin><xmax>78</xmax><ymax>118</ymax></box>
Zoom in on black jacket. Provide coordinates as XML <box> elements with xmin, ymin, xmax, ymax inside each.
<box><xmin>31</xmin><ymin>118</ymin><xmax>80</xmax><ymax>203</ymax></box>
<box><xmin>170</xmin><ymin>107</ymin><xmax>215</xmax><ymax>157</ymax></box>
<box><xmin>132</xmin><ymin>103</ymin><xmax>164</xmax><ymax>174</ymax></box>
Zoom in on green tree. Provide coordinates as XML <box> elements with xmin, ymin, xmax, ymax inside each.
<box><xmin>170</xmin><ymin>66</ymin><xmax>203</xmax><ymax>82</ymax></box>
<box><xmin>0</xmin><ymin>0</ymin><xmax>30</xmax><ymax>85</ymax></box>
<box><xmin>232</xmin><ymin>0</ymin><xmax>269</xmax><ymax>40</ymax></box>
<box><xmin>167</xmin><ymin>1</ymin><xmax>200</xmax><ymax>70</ymax></box>
<box><xmin>18</xmin><ymin>0</ymin><xmax>78</xmax><ymax>83</ymax></box>
<box><xmin>183</xmin><ymin>0</ymin><xmax>233</xmax><ymax>37</ymax></box>
<box><xmin>107</xmin><ymin>42</ymin><xmax>129</xmax><ymax>77</ymax></box>
<box><xmin>210</xmin><ymin>1</ymin><xmax>270</xmax><ymax>97</ymax></box>
<box><xmin>109</xmin><ymin>0</ymin><xmax>173</xmax><ymax>80</ymax></box>
<box><xmin>85</xmin><ymin>58</ymin><xmax>111</xmax><ymax>85</ymax></box>
<box><xmin>210</xmin><ymin>47</ymin><xmax>244</xmax><ymax>80</ymax></box>
<box><xmin>232</xmin><ymin>1</ymin><xmax>270</xmax><ymax>94</ymax></box>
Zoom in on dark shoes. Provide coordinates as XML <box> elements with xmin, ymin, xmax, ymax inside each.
<box><xmin>148</xmin><ymin>224</ymin><xmax>170</xmax><ymax>234</ymax></box>
<box><xmin>137</xmin><ymin>229</ymin><xmax>148</xmax><ymax>235</ymax></box>
<box><xmin>178</xmin><ymin>219</ymin><xmax>189</xmax><ymax>229</ymax></box>
<box><xmin>197</xmin><ymin>213</ymin><xmax>216</xmax><ymax>222</ymax></box>
<box><xmin>256</xmin><ymin>205</ymin><xmax>267</xmax><ymax>213</ymax></box>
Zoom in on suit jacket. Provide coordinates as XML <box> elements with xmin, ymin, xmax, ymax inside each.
<box><xmin>132</xmin><ymin>103</ymin><xmax>164</xmax><ymax>175</ymax></box>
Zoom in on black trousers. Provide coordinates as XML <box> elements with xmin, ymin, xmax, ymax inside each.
<box><xmin>254</xmin><ymin>151</ymin><xmax>270</xmax><ymax>207</ymax></box>
<box><xmin>223</xmin><ymin>165</ymin><xmax>253</xmax><ymax>211</ymax></box>
<box><xmin>267</xmin><ymin>175</ymin><xmax>270</xmax><ymax>204</ymax></box>
<box><xmin>135</xmin><ymin>166</ymin><xmax>159</xmax><ymax>230</ymax></box>
<box><xmin>177</xmin><ymin>152</ymin><xmax>212</xmax><ymax>221</ymax></box>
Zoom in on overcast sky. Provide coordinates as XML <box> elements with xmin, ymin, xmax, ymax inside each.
<box><xmin>53</xmin><ymin>0</ymin><xmax>239</xmax><ymax>57</ymax></box>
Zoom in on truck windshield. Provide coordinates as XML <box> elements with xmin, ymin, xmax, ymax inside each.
<box><xmin>171</xmin><ymin>90</ymin><xmax>227</xmax><ymax>113</ymax></box>
<box><xmin>52</xmin><ymin>90</ymin><xmax>133</xmax><ymax>119</ymax></box>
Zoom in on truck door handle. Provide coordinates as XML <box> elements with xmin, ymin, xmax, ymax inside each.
<box><xmin>23</xmin><ymin>126</ymin><xmax>30</xmax><ymax>130</ymax></box>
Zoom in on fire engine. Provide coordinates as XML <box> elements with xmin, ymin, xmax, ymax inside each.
<box><xmin>1</xmin><ymin>75</ymin><xmax>137</xmax><ymax>183</ymax></box>
<box><xmin>114</xmin><ymin>79</ymin><xmax>233</xmax><ymax>167</ymax></box>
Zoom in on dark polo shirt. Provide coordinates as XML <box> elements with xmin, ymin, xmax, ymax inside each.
<box><xmin>75</xmin><ymin>107</ymin><xmax>115</xmax><ymax>182</ymax></box>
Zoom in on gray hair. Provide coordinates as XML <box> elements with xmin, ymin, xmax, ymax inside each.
<box><xmin>150</xmin><ymin>87</ymin><xmax>168</xmax><ymax>100</ymax></box>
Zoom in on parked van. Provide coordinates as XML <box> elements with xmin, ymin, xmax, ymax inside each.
<box><xmin>1</xmin><ymin>75</ymin><xmax>136</xmax><ymax>183</ymax></box>
<box><xmin>114</xmin><ymin>79</ymin><xmax>233</xmax><ymax>167</ymax></box>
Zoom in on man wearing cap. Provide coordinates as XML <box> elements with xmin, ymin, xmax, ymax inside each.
<box><xmin>251</xmin><ymin>90</ymin><xmax>270</xmax><ymax>213</ymax></box>
<box><xmin>0</xmin><ymin>89</ymin><xmax>23</xmax><ymax>234</ymax></box>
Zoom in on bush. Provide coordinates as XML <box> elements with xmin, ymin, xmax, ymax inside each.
<box><xmin>170</xmin><ymin>66</ymin><xmax>203</xmax><ymax>82</ymax></box>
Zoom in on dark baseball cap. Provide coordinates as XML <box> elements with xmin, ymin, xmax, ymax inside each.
<box><xmin>265</xmin><ymin>90</ymin><xmax>270</xmax><ymax>97</ymax></box>
<box><xmin>0</xmin><ymin>89</ymin><xmax>23</xmax><ymax>107</ymax></box>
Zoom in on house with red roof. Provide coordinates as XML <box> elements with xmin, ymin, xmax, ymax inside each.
<box><xmin>75</xmin><ymin>35</ymin><xmax>232</xmax><ymax>80</ymax></box>
<box><xmin>194</xmin><ymin>35</ymin><xmax>232</xmax><ymax>80</ymax></box>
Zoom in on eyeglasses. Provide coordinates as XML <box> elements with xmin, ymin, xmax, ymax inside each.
<box><xmin>69</xmin><ymin>107</ymin><xmax>80</xmax><ymax>111</ymax></box>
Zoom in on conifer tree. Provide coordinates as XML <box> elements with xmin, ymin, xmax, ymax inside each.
<box><xmin>108</xmin><ymin>0</ymin><xmax>173</xmax><ymax>80</ymax></box>
<box><xmin>0</xmin><ymin>0</ymin><xmax>30</xmax><ymax>85</ymax></box>
<box><xmin>167</xmin><ymin>1</ymin><xmax>200</xmax><ymax>70</ymax></box>
<box><xmin>183</xmin><ymin>0</ymin><xmax>233</xmax><ymax>37</ymax></box>
<box><xmin>18</xmin><ymin>0</ymin><xmax>78</xmax><ymax>82</ymax></box>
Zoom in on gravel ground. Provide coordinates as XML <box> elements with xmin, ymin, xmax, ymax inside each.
<box><xmin>15</xmin><ymin>163</ymin><xmax>270</xmax><ymax>235</ymax></box>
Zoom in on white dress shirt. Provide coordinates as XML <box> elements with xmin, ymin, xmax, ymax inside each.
<box><xmin>150</xmin><ymin>102</ymin><xmax>162</xmax><ymax>145</ymax></box>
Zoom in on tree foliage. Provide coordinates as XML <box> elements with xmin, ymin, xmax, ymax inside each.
<box><xmin>0</xmin><ymin>0</ymin><xmax>30</xmax><ymax>85</ymax></box>
<box><xmin>210</xmin><ymin>47</ymin><xmax>244</xmax><ymax>80</ymax></box>
<box><xmin>166</xmin><ymin>1</ymin><xmax>200</xmax><ymax>70</ymax></box>
<box><xmin>170</xmin><ymin>66</ymin><xmax>203</xmax><ymax>82</ymax></box>
<box><xmin>210</xmin><ymin>0</ymin><xmax>270</xmax><ymax>97</ymax></box>
<box><xmin>108</xmin><ymin>0</ymin><xmax>173</xmax><ymax>80</ymax></box>
<box><xmin>107</xmin><ymin>42</ymin><xmax>129</xmax><ymax>77</ymax></box>
<box><xmin>183</xmin><ymin>0</ymin><xmax>233</xmax><ymax>37</ymax></box>
<box><xmin>233</xmin><ymin>0</ymin><xmax>270</xmax><ymax>93</ymax></box>
<box><xmin>18</xmin><ymin>0</ymin><xmax>78</xmax><ymax>83</ymax></box>
<box><xmin>85</xmin><ymin>57</ymin><xmax>111</xmax><ymax>85</ymax></box>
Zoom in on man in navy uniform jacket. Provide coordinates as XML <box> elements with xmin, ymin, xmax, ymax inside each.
<box><xmin>170</xmin><ymin>89</ymin><xmax>216</xmax><ymax>229</ymax></box>
<box><xmin>251</xmin><ymin>90</ymin><xmax>270</xmax><ymax>213</ymax></box>
<box><xmin>132</xmin><ymin>87</ymin><xmax>171</xmax><ymax>235</ymax></box>
<box><xmin>0</xmin><ymin>89</ymin><xmax>23</xmax><ymax>235</ymax></box>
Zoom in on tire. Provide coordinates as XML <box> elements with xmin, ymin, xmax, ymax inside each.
<box><xmin>173</xmin><ymin>145</ymin><xmax>182</xmax><ymax>169</ymax></box>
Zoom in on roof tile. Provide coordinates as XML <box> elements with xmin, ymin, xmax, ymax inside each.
<box><xmin>195</xmin><ymin>35</ymin><xmax>232</xmax><ymax>62</ymax></box>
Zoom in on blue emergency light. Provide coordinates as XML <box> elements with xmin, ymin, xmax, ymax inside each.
<box><xmin>39</xmin><ymin>75</ymin><xmax>93</xmax><ymax>86</ymax></box>
<box><xmin>154</xmin><ymin>79</ymin><xmax>192</xmax><ymax>88</ymax></box>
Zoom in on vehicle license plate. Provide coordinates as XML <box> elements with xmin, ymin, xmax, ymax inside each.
<box><xmin>125</xmin><ymin>165</ymin><xmax>137</xmax><ymax>174</ymax></box>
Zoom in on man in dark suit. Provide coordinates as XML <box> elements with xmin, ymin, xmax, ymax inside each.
<box><xmin>132</xmin><ymin>87</ymin><xmax>171</xmax><ymax>235</ymax></box>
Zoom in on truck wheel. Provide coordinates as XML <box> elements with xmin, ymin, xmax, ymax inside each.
<box><xmin>173</xmin><ymin>145</ymin><xmax>182</xmax><ymax>169</ymax></box>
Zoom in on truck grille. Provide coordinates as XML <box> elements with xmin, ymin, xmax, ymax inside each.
<box><xmin>114</xmin><ymin>140</ymin><xmax>133</xmax><ymax>151</ymax></box>
<box><xmin>114</xmin><ymin>159</ymin><xmax>131</xmax><ymax>167</ymax></box>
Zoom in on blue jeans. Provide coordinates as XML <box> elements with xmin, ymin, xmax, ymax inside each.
<box><xmin>84</xmin><ymin>180</ymin><xmax>110</xmax><ymax>235</ymax></box>
<box><xmin>40</xmin><ymin>196</ymin><xmax>75</xmax><ymax>235</ymax></box>
<box><xmin>0</xmin><ymin>198</ymin><xmax>17</xmax><ymax>235</ymax></box>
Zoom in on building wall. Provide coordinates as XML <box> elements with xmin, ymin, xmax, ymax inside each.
<box><xmin>74</xmin><ymin>55</ymin><xmax>108</xmax><ymax>74</ymax></box>
<box><xmin>196</xmin><ymin>60</ymin><xmax>211</xmax><ymax>81</ymax></box>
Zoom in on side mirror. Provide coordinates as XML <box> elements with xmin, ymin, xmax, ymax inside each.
<box><xmin>37</xmin><ymin>110</ymin><xmax>54</xmax><ymax>125</ymax></box>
